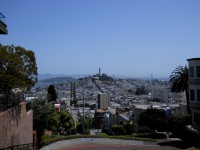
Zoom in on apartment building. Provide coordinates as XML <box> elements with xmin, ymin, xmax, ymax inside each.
<box><xmin>151</xmin><ymin>87</ymin><xmax>185</xmax><ymax>103</ymax></box>
<box><xmin>97</xmin><ymin>93</ymin><xmax>110</xmax><ymax>109</ymax></box>
<box><xmin>0</xmin><ymin>12</ymin><xmax>8</xmax><ymax>34</ymax></box>
<box><xmin>187</xmin><ymin>58</ymin><xmax>200</xmax><ymax>129</ymax></box>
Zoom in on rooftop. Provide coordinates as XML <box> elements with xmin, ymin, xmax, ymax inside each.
<box><xmin>187</xmin><ymin>58</ymin><xmax>200</xmax><ymax>61</ymax></box>
<box><xmin>0</xmin><ymin>12</ymin><xmax>8</xmax><ymax>34</ymax></box>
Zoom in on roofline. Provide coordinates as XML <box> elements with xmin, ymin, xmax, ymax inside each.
<box><xmin>187</xmin><ymin>58</ymin><xmax>200</xmax><ymax>61</ymax></box>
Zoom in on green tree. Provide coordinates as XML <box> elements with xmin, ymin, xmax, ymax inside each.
<box><xmin>138</xmin><ymin>109</ymin><xmax>168</xmax><ymax>132</ymax></box>
<box><xmin>128</xmin><ymin>89</ymin><xmax>134</xmax><ymax>94</ymax></box>
<box><xmin>168</xmin><ymin>115</ymin><xmax>191</xmax><ymax>137</ymax></box>
<box><xmin>169</xmin><ymin>65</ymin><xmax>190</xmax><ymax>113</ymax></box>
<box><xmin>135</xmin><ymin>86</ymin><xmax>147</xmax><ymax>95</ymax></box>
<box><xmin>47</xmin><ymin>84</ymin><xmax>57</xmax><ymax>102</ymax></box>
<box><xmin>49</xmin><ymin>111</ymin><xmax>75</xmax><ymax>135</ymax></box>
<box><xmin>111</xmin><ymin>121</ymin><xmax>135</xmax><ymax>135</ymax></box>
<box><xmin>99</xmin><ymin>73</ymin><xmax>113</xmax><ymax>82</ymax></box>
<box><xmin>0</xmin><ymin>45</ymin><xmax>37</xmax><ymax>94</ymax></box>
<box><xmin>112</xmin><ymin>125</ymin><xmax>126</xmax><ymax>135</ymax></box>
<box><xmin>31</xmin><ymin>98</ymin><xmax>54</xmax><ymax>145</ymax></box>
<box><xmin>77</xmin><ymin>117</ymin><xmax>94</xmax><ymax>134</ymax></box>
<box><xmin>123</xmin><ymin>121</ymin><xmax>135</xmax><ymax>134</ymax></box>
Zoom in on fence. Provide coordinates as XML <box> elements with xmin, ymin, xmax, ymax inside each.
<box><xmin>0</xmin><ymin>143</ymin><xmax>34</xmax><ymax>150</ymax></box>
<box><xmin>0</xmin><ymin>93</ymin><xmax>24</xmax><ymax>113</ymax></box>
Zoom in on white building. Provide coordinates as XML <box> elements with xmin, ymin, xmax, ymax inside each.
<box><xmin>151</xmin><ymin>87</ymin><xmax>185</xmax><ymax>103</ymax></box>
<box><xmin>187</xmin><ymin>58</ymin><xmax>200</xmax><ymax>129</ymax></box>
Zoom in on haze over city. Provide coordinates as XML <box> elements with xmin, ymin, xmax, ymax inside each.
<box><xmin>1</xmin><ymin>0</ymin><xmax>200</xmax><ymax>78</ymax></box>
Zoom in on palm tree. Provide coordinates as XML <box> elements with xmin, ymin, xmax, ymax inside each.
<box><xmin>169</xmin><ymin>65</ymin><xmax>190</xmax><ymax>114</ymax></box>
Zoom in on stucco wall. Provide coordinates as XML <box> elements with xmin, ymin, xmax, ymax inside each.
<box><xmin>0</xmin><ymin>102</ymin><xmax>33</xmax><ymax>148</ymax></box>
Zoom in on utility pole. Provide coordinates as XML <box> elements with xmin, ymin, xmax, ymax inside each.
<box><xmin>82</xmin><ymin>85</ymin><xmax>85</xmax><ymax>121</ymax></box>
<box><xmin>79</xmin><ymin>78</ymin><xmax>87</xmax><ymax>121</ymax></box>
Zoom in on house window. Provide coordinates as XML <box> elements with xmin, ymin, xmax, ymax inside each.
<box><xmin>197</xmin><ymin>66</ymin><xmax>200</xmax><ymax>77</ymax></box>
<box><xmin>197</xmin><ymin>90</ymin><xmax>200</xmax><ymax>101</ymax></box>
<box><xmin>190</xmin><ymin>90</ymin><xmax>195</xmax><ymax>101</ymax></box>
<box><xmin>194</xmin><ymin>112</ymin><xmax>200</xmax><ymax>125</ymax></box>
<box><xmin>190</xmin><ymin>67</ymin><xmax>194</xmax><ymax>78</ymax></box>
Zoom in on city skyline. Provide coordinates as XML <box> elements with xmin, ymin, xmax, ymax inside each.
<box><xmin>1</xmin><ymin>0</ymin><xmax>200</xmax><ymax>78</ymax></box>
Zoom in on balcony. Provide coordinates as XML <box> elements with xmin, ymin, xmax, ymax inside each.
<box><xmin>0</xmin><ymin>12</ymin><xmax>8</xmax><ymax>34</ymax></box>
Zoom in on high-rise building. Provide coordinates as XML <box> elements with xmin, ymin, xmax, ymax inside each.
<box><xmin>97</xmin><ymin>93</ymin><xmax>110</xmax><ymax>109</ymax></box>
<box><xmin>187</xmin><ymin>58</ymin><xmax>200</xmax><ymax>129</ymax></box>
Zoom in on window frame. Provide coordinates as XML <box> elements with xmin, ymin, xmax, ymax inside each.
<box><xmin>190</xmin><ymin>89</ymin><xmax>195</xmax><ymax>101</ymax></box>
<box><xmin>197</xmin><ymin>66</ymin><xmax>200</xmax><ymax>77</ymax></box>
<box><xmin>197</xmin><ymin>90</ymin><xmax>200</xmax><ymax>101</ymax></box>
<box><xmin>193</xmin><ymin>112</ymin><xmax>200</xmax><ymax>125</ymax></box>
<box><xmin>190</xmin><ymin>66</ymin><xmax>194</xmax><ymax>78</ymax></box>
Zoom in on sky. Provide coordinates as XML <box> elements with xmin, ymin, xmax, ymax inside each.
<box><xmin>1</xmin><ymin>0</ymin><xmax>200</xmax><ymax>78</ymax></box>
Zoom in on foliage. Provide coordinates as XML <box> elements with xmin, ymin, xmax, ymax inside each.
<box><xmin>135</xmin><ymin>86</ymin><xmax>148</xmax><ymax>95</ymax></box>
<box><xmin>168</xmin><ymin>115</ymin><xmax>192</xmax><ymax>137</ymax></box>
<box><xmin>169</xmin><ymin>65</ymin><xmax>190</xmax><ymax>113</ymax></box>
<box><xmin>77</xmin><ymin>117</ymin><xmax>94</xmax><ymax>134</ymax></box>
<box><xmin>48</xmin><ymin>110</ymin><xmax>76</xmax><ymax>135</ymax></box>
<box><xmin>128</xmin><ymin>89</ymin><xmax>134</xmax><ymax>94</ymax></box>
<box><xmin>47</xmin><ymin>84</ymin><xmax>57</xmax><ymax>102</ymax></box>
<box><xmin>30</xmin><ymin>98</ymin><xmax>55</xmax><ymax>144</ymax></box>
<box><xmin>0</xmin><ymin>45</ymin><xmax>37</xmax><ymax>93</ymax></box>
<box><xmin>112</xmin><ymin>125</ymin><xmax>126</xmax><ymax>135</ymax></box>
<box><xmin>70</xmin><ymin>99</ymin><xmax>77</xmax><ymax>106</ymax></box>
<box><xmin>123</xmin><ymin>121</ymin><xmax>136</xmax><ymax>134</ymax></box>
<box><xmin>112</xmin><ymin>121</ymin><xmax>135</xmax><ymax>135</ymax></box>
<box><xmin>138</xmin><ymin>109</ymin><xmax>168</xmax><ymax>132</ymax></box>
<box><xmin>99</xmin><ymin>73</ymin><xmax>113</xmax><ymax>81</ymax></box>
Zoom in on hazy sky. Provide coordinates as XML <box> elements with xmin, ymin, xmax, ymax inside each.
<box><xmin>1</xmin><ymin>0</ymin><xmax>200</xmax><ymax>78</ymax></box>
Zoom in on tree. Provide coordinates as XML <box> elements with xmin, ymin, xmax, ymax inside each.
<box><xmin>30</xmin><ymin>98</ymin><xmax>54</xmax><ymax>145</ymax></box>
<box><xmin>168</xmin><ymin>115</ymin><xmax>191</xmax><ymax>137</ymax></box>
<box><xmin>128</xmin><ymin>89</ymin><xmax>134</xmax><ymax>94</ymax></box>
<box><xmin>0</xmin><ymin>45</ymin><xmax>37</xmax><ymax>93</ymax></box>
<box><xmin>135</xmin><ymin>86</ymin><xmax>148</xmax><ymax>95</ymax></box>
<box><xmin>47</xmin><ymin>84</ymin><xmax>57</xmax><ymax>102</ymax></box>
<box><xmin>49</xmin><ymin>111</ymin><xmax>75</xmax><ymax>135</ymax></box>
<box><xmin>123</xmin><ymin>121</ymin><xmax>135</xmax><ymax>134</ymax></box>
<box><xmin>111</xmin><ymin>121</ymin><xmax>135</xmax><ymax>135</ymax></box>
<box><xmin>112</xmin><ymin>125</ymin><xmax>125</xmax><ymax>135</ymax></box>
<box><xmin>99</xmin><ymin>73</ymin><xmax>113</xmax><ymax>82</ymax></box>
<box><xmin>138</xmin><ymin>109</ymin><xmax>168</xmax><ymax>132</ymax></box>
<box><xmin>77</xmin><ymin>117</ymin><xmax>94</xmax><ymax>134</ymax></box>
<box><xmin>169</xmin><ymin>65</ymin><xmax>190</xmax><ymax>113</ymax></box>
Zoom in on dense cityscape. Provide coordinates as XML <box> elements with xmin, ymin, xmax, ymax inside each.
<box><xmin>30</xmin><ymin>69</ymin><xmax>186</xmax><ymax>133</ymax></box>
<box><xmin>1</xmin><ymin>1</ymin><xmax>200</xmax><ymax>150</ymax></box>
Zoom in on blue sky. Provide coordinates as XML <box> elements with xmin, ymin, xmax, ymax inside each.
<box><xmin>1</xmin><ymin>0</ymin><xmax>200</xmax><ymax>78</ymax></box>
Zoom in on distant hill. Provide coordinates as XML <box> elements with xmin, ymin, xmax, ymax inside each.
<box><xmin>38</xmin><ymin>74</ymin><xmax>92</xmax><ymax>80</ymax></box>
<box><xmin>34</xmin><ymin>76</ymin><xmax>76</xmax><ymax>87</ymax></box>
<box><xmin>40</xmin><ymin>77</ymin><xmax>76</xmax><ymax>83</ymax></box>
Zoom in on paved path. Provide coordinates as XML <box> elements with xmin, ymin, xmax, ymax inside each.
<box><xmin>41</xmin><ymin>138</ymin><xmax>181</xmax><ymax>150</ymax></box>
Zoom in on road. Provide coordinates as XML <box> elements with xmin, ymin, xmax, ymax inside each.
<box><xmin>40</xmin><ymin>138</ymin><xmax>183</xmax><ymax>150</ymax></box>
